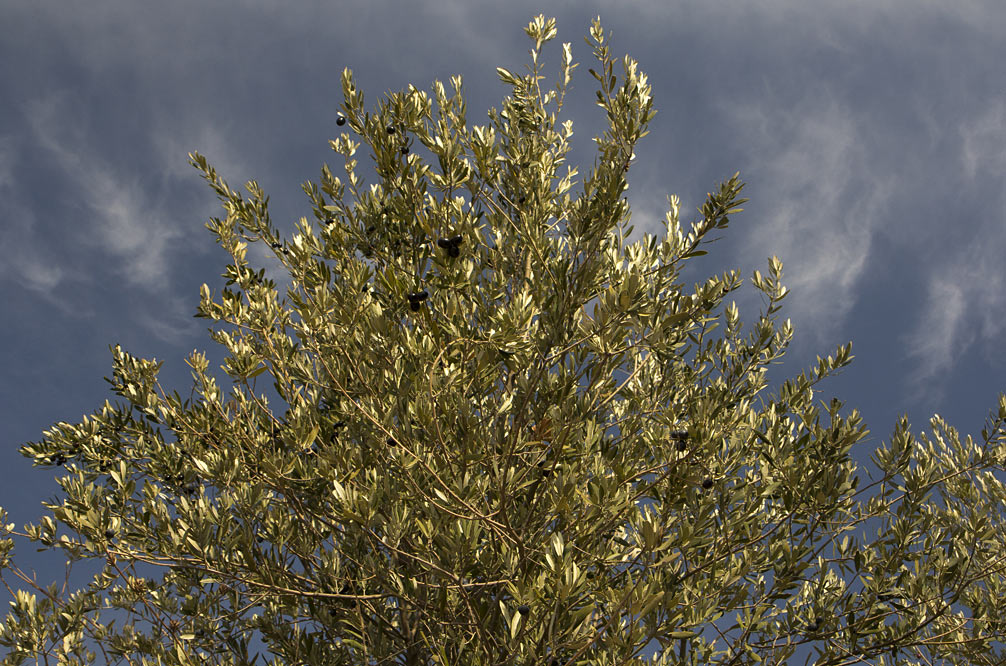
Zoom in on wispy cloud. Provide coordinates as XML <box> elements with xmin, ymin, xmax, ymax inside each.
<box><xmin>720</xmin><ymin>83</ymin><xmax>895</xmax><ymax>351</ymax></box>
<box><xmin>15</xmin><ymin>91</ymin><xmax>207</xmax><ymax>343</ymax></box>
<box><xmin>0</xmin><ymin>136</ymin><xmax>70</xmax><ymax>301</ymax></box>
<box><xmin>961</xmin><ymin>97</ymin><xmax>1006</xmax><ymax>181</ymax></box>
<box><xmin>901</xmin><ymin>96</ymin><xmax>1006</xmax><ymax>402</ymax></box>
<box><xmin>25</xmin><ymin>91</ymin><xmax>186</xmax><ymax>289</ymax></box>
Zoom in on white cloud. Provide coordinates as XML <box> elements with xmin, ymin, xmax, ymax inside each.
<box><xmin>898</xmin><ymin>103</ymin><xmax>1006</xmax><ymax>400</ymax></box>
<box><xmin>0</xmin><ymin>136</ymin><xmax>73</xmax><ymax>304</ymax></box>
<box><xmin>719</xmin><ymin>83</ymin><xmax>894</xmax><ymax>351</ymax></box>
<box><xmin>24</xmin><ymin>92</ymin><xmax>185</xmax><ymax>290</ymax></box>
<box><xmin>0</xmin><ymin>205</ymin><xmax>66</xmax><ymax>296</ymax></box>
<box><xmin>961</xmin><ymin>97</ymin><xmax>1006</xmax><ymax>181</ymax></box>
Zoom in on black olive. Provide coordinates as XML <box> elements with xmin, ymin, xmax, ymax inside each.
<box><xmin>670</xmin><ymin>430</ymin><xmax>688</xmax><ymax>440</ymax></box>
<box><xmin>519</xmin><ymin>197</ymin><xmax>526</xmax><ymax>205</ymax></box>
<box><xmin>366</xmin><ymin>225</ymin><xmax>375</xmax><ymax>234</ymax></box>
<box><xmin>448</xmin><ymin>246</ymin><xmax>460</xmax><ymax>258</ymax></box>
<box><xmin>518</xmin><ymin>604</ymin><xmax>530</xmax><ymax>615</ymax></box>
<box><xmin>408</xmin><ymin>290</ymin><xmax>429</xmax><ymax>303</ymax></box>
<box><xmin>702</xmin><ymin>478</ymin><xmax>713</xmax><ymax>490</ymax></box>
<box><xmin>400</xmin><ymin>145</ymin><xmax>409</xmax><ymax>155</ymax></box>
<box><xmin>104</xmin><ymin>530</ymin><xmax>115</xmax><ymax>539</ymax></box>
<box><xmin>677</xmin><ymin>440</ymin><xmax>687</xmax><ymax>452</ymax></box>
<box><xmin>386</xmin><ymin>126</ymin><xmax>395</xmax><ymax>135</ymax></box>
<box><xmin>387</xmin><ymin>437</ymin><xmax>397</xmax><ymax>447</ymax></box>
<box><xmin>437</xmin><ymin>238</ymin><xmax>451</xmax><ymax>249</ymax></box>
<box><xmin>336</xmin><ymin>115</ymin><xmax>346</xmax><ymax>126</ymax></box>
<box><xmin>449</xmin><ymin>234</ymin><xmax>463</xmax><ymax>246</ymax></box>
<box><xmin>271</xmin><ymin>242</ymin><xmax>282</xmax><ymax>249</ymax></box>
<box><xmin>807</xmin><ymin>618</ymin><xmax>820</xmax><ymax>632</ymax></box>
<box><xmin>324</xmin><ymin>218</ymin><xmax>335</xmax><ymax>225</ymax></box>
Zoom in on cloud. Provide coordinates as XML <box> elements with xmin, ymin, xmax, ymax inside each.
<box><xmin>10</xmin><ymin>91</ymin><xmax>209</xmax><ymax>342</ymax></box>
<box><xmin>24</xmin><ymin>92</ymin><xmax>186</xmax><ymax>290</ymax></box>
<box><xmin>0</xmin><ymin>205</ymin><xmax>66</xmax><ymax>297</ymax></box>
<box><xmin>961</xmin><ymin>97</ymin><xmax>1006</xmax><ymax>181</ymax></box>
<box><xmin>900</xmin><ymin>248</ymin><xmax>1006</xmax><ymax>405</ymax></box>
<box><xmin>719</xmin><ymin>83</ymin><xmax>895</xmax><ymax>351</ymax></box>
<box><xmin>0</xmin><ymin>135</ymin><xmax>73</xmax><ymax>303</ymax></box>
<box><xmin>899</xmin><ymin>96</ymin><xmax>1006</xmax><ymax>401</ymax></box>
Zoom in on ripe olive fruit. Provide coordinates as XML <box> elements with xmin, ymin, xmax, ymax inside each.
<box><xmin>387</xmin><ymin>437</ymin><xmax>397</xmax><ymax>447</ymax></box>
<box><xmin>807</xmin><ymin>618</ymin><xmax>821</xmax><ymax>632</ymax></box>
<box><xmin>336</xmin><ymin>115</ymin><xmax>347</xmax><ymax>126</ymax></box>
<box><xmin>518</xmin><ymin>604</ymin><xmax>530</xmax><ymax>615</ymax></box>
<box><xmin>104</xmin><ymin>530</ymin><xmax>115</xmax><ymax>539</ymax></box>
<box><xmin>386</xmin><ymin>125</ymin><xmax>395</xmax><ymax>135</ymax></box>
<box><xmin>400</xmin><ymin>145</ymin><xmax>409</xmax><ymax>155</ymax></box>
<box><xmin>271</xmin><ymin>242</ymin><xmax>282</xmax><ymax>249</ymax></box>
<box><xmin>448</xmin><ymin>246</ymin><xmax>460</xmax><ymax>258</ymax></box>
<box><xmin>702</xmin><ymin>478</ymin><xmax>713</xmax><ymax>490</ymax></box>
<box><xmin>407</xmin><ymin>290</ymin><xmax>429</xmax><ymax>311</ymax></box>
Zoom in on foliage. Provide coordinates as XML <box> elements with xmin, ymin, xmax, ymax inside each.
<box><xmin>3</xmin><ymin>14</ymin><xmax>1006</xmax><ymax>666</ymax></box>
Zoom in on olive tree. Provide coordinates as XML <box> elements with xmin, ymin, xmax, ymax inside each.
<box><xmin>2</xmin><ymin>14</ymin><xmax>1006</xmax><ymax>666</ymax></box>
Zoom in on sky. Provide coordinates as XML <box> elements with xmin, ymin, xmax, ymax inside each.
<box><xmin>2</xmin><ymin>0</ymin><xmax>1006</xmax><ymax>663</ymax></box>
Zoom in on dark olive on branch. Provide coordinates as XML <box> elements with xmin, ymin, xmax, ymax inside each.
<box><xmin>336</xmin><ymin>115</ymin><xmax>347</xmax><ymax>126</ymax></box>
<box><xmin>407</xmin><ymin>290</ymin><xmax>429</xmax><ymax>311</ymax></box>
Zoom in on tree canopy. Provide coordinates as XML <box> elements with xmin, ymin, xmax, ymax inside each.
<box><xmin>3</xmin><ymin>13</ymin><xmax>1006</xmax><ymax>666</ymax></box>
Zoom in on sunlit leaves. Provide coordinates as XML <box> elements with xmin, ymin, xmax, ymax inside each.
<box><xmin>1</xmin><ymin>13</ymin><xmax>1006</xmax><ymax>666</ymax></box>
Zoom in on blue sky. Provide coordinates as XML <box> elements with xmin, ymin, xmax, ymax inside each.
<box><xmin>2</xmin><ymin>0</ymin><xmax>1006</xmax><ymax>662</ymax></box>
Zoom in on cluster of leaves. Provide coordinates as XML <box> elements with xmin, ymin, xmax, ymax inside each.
<box><xmin>2</xmin><ymin>13</ymin><xmax>1006</xmax><ymax>666</ymax></box>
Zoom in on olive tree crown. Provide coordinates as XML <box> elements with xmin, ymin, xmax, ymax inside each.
<box><xmin>2</xmin><ymin>13</ymin><xmax>1006</xmax><ymax>666</ymax></box>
